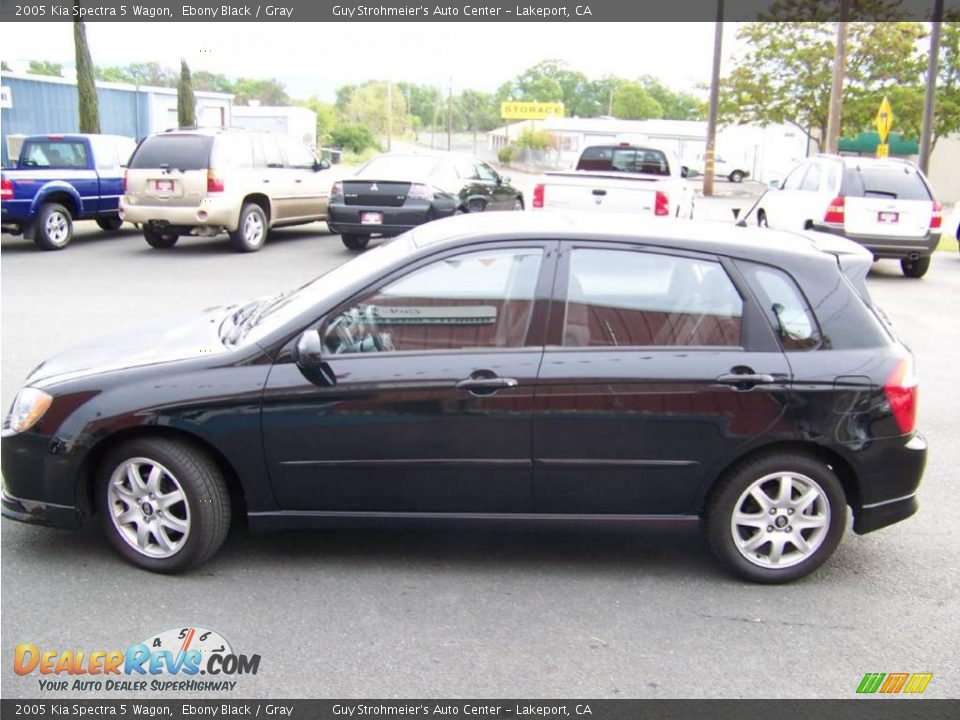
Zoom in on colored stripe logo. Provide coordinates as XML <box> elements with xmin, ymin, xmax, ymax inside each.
<box><xmin>857</xmin><ymin>672</ymin><xmax>933</xmax><ymax>694</ymax></box>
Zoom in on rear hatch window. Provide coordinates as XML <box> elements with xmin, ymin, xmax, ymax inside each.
<box><xmin>129</xmin><ymin>135</ymin><xmax>214</xmax><ymax>171</ymax></box>
<box><xmin>842</xmin><ymin>166</ymin><xmax>931</xmax><ymax>200</ymax></box>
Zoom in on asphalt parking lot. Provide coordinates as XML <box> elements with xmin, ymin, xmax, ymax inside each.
<box><xmin>2</xmin><ymin>219</ymin><xmax>959</xmax><ymax>699</ymax></box>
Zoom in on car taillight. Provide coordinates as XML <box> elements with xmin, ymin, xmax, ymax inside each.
<box><xmin>824</xmin><ymin>196</ymin><xmax>845</xmax><ymax>225</ymax></box>
<box><xmin>407</xmin><ymin>183</ymin><xmax>433</xmax><ymax>201</ymax></box>
<box><xmin>121</xmin><ymin>170</ymin><xmax>127</xmax><ymax>194</ymax></box>
<box><xmin>930</xmin><ymin>201</ymin><xmax>942</xmax><ymax>230</ymax></box>
<box><xmin>884</xmin><ymin>356</ymin><xmax>918</xmax><ymax>435</ymax></box>
<box><xmin>330</xmin><ymin>181</ymin><xmax>343</xmax><ymax>201</ymax></box>
<box><xmin>0</xmin><ymin>178</ymin><xmax>12</xmax><ymax>201</ymax></box>
<box><xmin>532</xmin><ymin>183</ymin><xmax>545</xmax><ymax>208</ymax></box>
<box><xmin>207</xmin><ymin>170</ymin><xmax>224</xmax><ymax>193</ymax></box>
<box><xmin>654</xmin><ymin>191</ymin><xmax>669</xmax><ymax>216</ymax></box>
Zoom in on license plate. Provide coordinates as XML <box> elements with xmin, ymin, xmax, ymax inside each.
<box><xmin>877</xmin><ymin>211</ymin><xmax>899</xmax><ymax>224</ymax></box>
<box><xmin>360</xmin><ymin>212</ymin><xmax>383</xmax><ymax>225</ymax></box>
<box><xmin>154</xmin><ymin>180</ymin><xmax>174</xmax><ymax>193</ymax></box>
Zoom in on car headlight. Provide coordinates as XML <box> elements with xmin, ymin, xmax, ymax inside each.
<box><xmin>6</xmin><ymin>388</ymin><xmax>53</xmax><ymax>433</ymax></box>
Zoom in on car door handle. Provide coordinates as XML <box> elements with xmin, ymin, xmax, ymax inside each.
<box><xmin>592</xmin><ymin>189</ymin><xmax>607</xmax><ymax>196</ymax></box>
<box><xmin>455</xmin><ymin>377</ymin><xmax>519</xmax><ymax>394</ymax></box>
<box><xmin>294</xmin><ymin>179</ymin><xmax>302</xmax><ymax>183</ymax></box>
<box><xmin>716</xmin><ymin>372</ymin><xmax>777</xmax><ymax>388</ymax></box>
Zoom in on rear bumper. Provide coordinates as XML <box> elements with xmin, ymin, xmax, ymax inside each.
<box><xmin>120</xmin><ymin>196</ymin><xmax>241</xmax><ymax>232</ymax></box>
<box><xmin>852</xmin><ymin>433</ymin><xmax>926</xmax><ymax>534</ymax></box>
<box><xmin>327</xmin><ymin>202</ymin><xmax>455</xmax><ymax>237</ymax></box>
<box><xmin>813</xmin><ymin>224</ymin><xmax>940</xmax><ymax>259</ymax></box>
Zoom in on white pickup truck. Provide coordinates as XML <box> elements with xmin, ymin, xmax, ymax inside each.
<box><xmin>530</xmin><ymin>144</ymin><xmax>694</xmax><ymax>218</ymax></box>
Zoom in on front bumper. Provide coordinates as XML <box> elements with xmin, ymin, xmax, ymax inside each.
<box><xmin>120</xmin><ymin>196</ymin><xmax>242</xmax><ymax>232</ymax></box>
<box><xmin>813</xmin><ymin>224</ymin><xmax>940</xmax><ymax>259</ymax></box>
<box><xmin>1</xmin><ymin>489</ymin><xmax>81</xmax><ymax>529</ymax></box>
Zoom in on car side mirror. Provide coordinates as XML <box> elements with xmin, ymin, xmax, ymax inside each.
<box><xmin>314</xmin><ymin>159</ymin><xmax>331</xmax><ymax>172</ymax></box>
<box><xmin>291</xmin><ymin>330</ymin><xmax>336</xmax><ymax>386</ymax></box>
<box><xmin>769</xmin><ymin>180</ymin><xmax>781</xmax><ymax>190</ymax></box>
<box><xmin>495</xmin><ymin>175</ymin><xmax>505</xmax><ymax>185</ymax></box>
<box><xmin>680</xmin><ymin>166</ymin><xmax>689</xmax><ymax>178</ymax></box>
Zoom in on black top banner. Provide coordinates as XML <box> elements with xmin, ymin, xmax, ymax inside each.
<box><xmin>0</xmin><ymin>0</ymin><xmax>956</xmax><ymax>22</ymax></box>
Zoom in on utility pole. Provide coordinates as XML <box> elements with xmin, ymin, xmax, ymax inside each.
<box><xmin>919</xmin><ymin>0</ymin><xmax>944</xmax><ymax>174</ymax></box>
<box><xmin>703</xmin><ymin>0</ymin><xmax>724</xmax><ymax>198</ymax></box>
<box><xmin>825</xmin><ymin>0</ymin><xmax>849</xmax><ymax>154</ymax></box>
<box><xmin>447</xmin><ymin>76</ymin><xmax>453</xmax><ymax>151</ymax></box>
<box><xmin>386</xmin><ymin>80</ymin><xmax>393</xmax><ymax>152</ymax></box>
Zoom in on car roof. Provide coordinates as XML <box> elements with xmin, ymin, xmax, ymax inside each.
<box><xmin>814</xmin><ymin>154</ymin><xmax>919</xmax><ymax>171</ymax></box>
<box><xmin>409</xmin><ymin>211</ymin><xmax>843</xmax><ymax>265</ymax></box>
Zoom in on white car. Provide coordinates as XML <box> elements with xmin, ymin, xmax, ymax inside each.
<box><xmin>746</xmin><ymin>155</ymin><xmax>942</xmax><ymax>278</ymax></box>
<box><xmin>689</xmin><ymin>156</ymin><xmax>750</xmax><ymax>183</ymax></box>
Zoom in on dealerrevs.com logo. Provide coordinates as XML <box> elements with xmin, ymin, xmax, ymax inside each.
<box><xmin>856</xmin><ymin>672</ymin><xmax>933</xmax><ymax>695</ymax></box>
<box><xmin>14</xmin><ymin>627</ymin><xmax>261</xmax><ymax>693</ymax></box>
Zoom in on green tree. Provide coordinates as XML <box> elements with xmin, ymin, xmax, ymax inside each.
<box><xmin>298</xmin><ymin>96</ymin><xmax>338</xmax><ymax>143</ymax></box>
<box><xmin>396</xmin><ymin>82</ymin><xmax>443</xmax><ymax>130</ymax></box>
<box><xmin>96</xmin><ymin>62</ymin><xmax>177</xmax><ymax>87</ymax></box>
<box><xmin>328</xmin><ymin>124</ymin><xmax>379</xmax><ymax>154</ymax></box>
<box><xmin>177</xmin><ymin>59</ymin><xmax>196</xmax><ymax>128</ymax></box>
<box><xmin>233</xmin><ymin>77</ymin><xmax>289</xmax><ymax>106</ymax></box>
<box><xmin>719</xmin><ymin>22</ymin><xmax>928</xmax><ymax>148</ymax></box>
<box><xmin>612</xmin><ymin>82</ymin><xmax>663</xmax><ymax>120</ymax></box>
<box><xmin>1</xmin><ymin>61</ymin><xmax>11</xmax><ymax>72</ymax></box>
<box><xmin>73</xmin><ymin>9</ymin><xmax>99</xmax><ymax>133</ymax></box>
<box><xmin>343</xmin><ymin>81</ymin><xmax>408</xmax><ymax>136</ymax></box>
<box><xmin>28</xmin><ymin>60</ymin><xmax>63</xmax><ymax>77</ymax></box>
<box><xmin>637</xmin><ymin>75</ymin><xmax>705</xmax><ymax>120</ymax></box>
<box><xmin>192</xmin><ymin>71</ymin><xmax>234</xmax><ymax>94</ymax></box>
<box><xmin>932</xmin><ymin>22</ymin><xmax>960</xmax><ymax>151</ymax></box>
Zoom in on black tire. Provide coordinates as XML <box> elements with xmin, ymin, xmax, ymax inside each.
<box><xmin>341</xmin><ymin>233</ymin><xmax>370</xmax><ymax>251</ymax></box>
<box><xmin>143</xmin><ymin>227</ymin><xmax>179</xmax><ymax>249</ymax></box>
<box><xmin>34</xmin><ymin>203</ymin><xmax>74</xmax><ymax>251</ymax></box>
<box><xmin>512</xmin><ymin>198</ymin><xmax>524</xmax><ymax>211</ymax></box>
<box><xmin>900</xmin><ymin>256</ymin><xmax>930</xmax><ymax>278</ymax></box>
<box><xmin>730</xmin><ymin>170</ymin><xmax>745</xmax><ymax>183</ymax></box>
<box><xmin>96</xmin><ymin>216</ymin><xmax>124</xmax><ymax>232</ymax></box>
<box><xmin>467</xmin><ymin>198</ymin><xmax>487</xmax><ymax>213</ymax></box>
<box><xmin>97</xmin><ymin>437</ymin><xmax>231</xmax><ymax>574</ymax></box>
<box><xmin>704</xmin><ymin>450</ymin><xmax>846</xmax><ymax>584</ymax></box>
<box><xmin>229</xmin><ymin>203</ymin><xmax>268</xmax><ymax>253</ymax></box>
<box><xmin>757</xmin><ymin>209</ymin><xmax>769</xmax><ymax>228</ymax></box>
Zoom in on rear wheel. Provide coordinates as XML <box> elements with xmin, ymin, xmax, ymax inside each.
<box><xmin>704</xmin><ymin>451</ymin><xmax>846</xmax><ymax>583</ymax></box>
<box><xmin>341</xmin><ymin>233</ymin><xmax>370</xmax><ymax>251</ymax></box>
<box><xmin>96</xmin><ymin>216</ymin><xmax>124</xmax><ymax>232</ymax></box>
<box><xmin>143</xmin><ymin>227</ymin><xmax>179</xmax><ymax>249</ymax></box>
<box><xmin>512</xmin><ymin>198</ymin><xmax>524</xmax><ymax>211</ymax></box>
<box><xmin>230</xmin><ymin>203</ymin><xmax>268</xmax><ymax>252</ymax></box>
<box><xmin>34</xmin><ymin>203</ymin><xmax>73</xmax><ymax>250</ymax></box>
<box><xmin>900</xmin><ymin>256</ymin><xmax>930</xmax><ymax>278</ymax></box>
<box><xmin>467</xmin><ymin>199</ymin><xmax>487</xmax><ymax>213</ymax></box>
<box><xmin>97</xmin><ymin>437</ymin><xmax>231</xmax><ymax>573</ymax></box>
<box><xmin>730</xmin><ymin>170</ymin><xmax>745</xmax><ymax>183</ymax></box>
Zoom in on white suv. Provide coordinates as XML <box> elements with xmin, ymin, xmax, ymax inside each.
<box><xmin>750</xmin><ymin>155</ymin><xmax>942</xmax><ymax>277</ymax></box>
<box><xmin>121</xmin><ymin>128</ymin><xmax>331</xmax><ymax>252</ymax></box>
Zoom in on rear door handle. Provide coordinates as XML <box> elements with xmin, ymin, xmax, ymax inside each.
<box><xmin>716</xmin><ymin>372</ymin><xmax>777</xmax><ymax>388</ymax></box>
<box><xmin>295</xmin><ymin>179</ymin><xmax>302</xmax><ymax>183</ymax></box>
<box><xmin>455</xmin><ymin>377</ymin><xmax>519</xmax><ymax>394</ymax></box>
<box><xmin>592</xmin><ymin>189</ymin><xmax>607</xmax><ymax>196</ymax></box>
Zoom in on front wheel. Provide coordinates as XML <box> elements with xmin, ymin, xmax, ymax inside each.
<box><xmin>901</xmin><ymin>256</ymin><xmax>930</xmax><ymax>278</ymax></box>
<box><xmin>96</xmin><ymin>216</ymin><xmax>124</xmax><ymax>232</ymax></box>
<box><xmin>341</xmin><ymin>233</ymin><xmax>370</xmax><ymax>251</ymax></box>
<box><xmin>230</xmin><ymin>203</ymin><xmax>268</xmax><ymax>252</ymax></box>
<box><xmin>730</xmin><ymin>170</ymin><xmax>745</xmax><ymax>183</ymax></box>
<box><xmin>97</xmin><ymin>437</ymin><xmax>231</xmax><ymax>573</ymax></box>
<box><xmin>757</xmin><ymin>209</ymin><xmax>769</xmax><ymax>228</ymax></box>
<box><xmin>704</xmin><ymin>451</ymin><xmax>846</xmax><ymax>583</ymax></box>
<box><xmin>467</xmin><ymin>199</ymin><xmax>487</xmax><ymax>213</ymax></box>
<box><xmin>143</xmin><ymin>227</ymin><xmax>179</xmax><ymax>249</ymax></box>
<box><xmin>34</xmin><ymin>203</ymin><xmax>74</xmax><ymax>250</ymax></box>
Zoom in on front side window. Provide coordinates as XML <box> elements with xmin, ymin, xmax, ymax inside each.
<box><xmin>563</xmin><ymin>249</ymin><xmax>743</xmax><ymax>348</ymax></box>
<box><xmin>324</xmin><ymin>248</ymin><xmax>543</xmax><ymax>354</ymax></box>
<box><xmin>781</xmin><ymin>164</ymin><xmax>807</xmax><ymax>191</ymax></box>
<box><xmin>278</xmin><ymin>137</ymin><xmax>317</xmax><ymax>170</ymax></box>
<box><xmin>475</xmin><ymin>162</ymin><xmax>498</xmax><ymax>182</ymax></box>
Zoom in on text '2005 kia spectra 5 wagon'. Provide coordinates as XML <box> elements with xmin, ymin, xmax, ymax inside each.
<box><xmin>1</xmin><ymin>213</ymin><xmax>926</xmax><ymax>582</ymax></box>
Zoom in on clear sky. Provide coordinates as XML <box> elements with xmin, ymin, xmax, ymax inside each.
<box><xmin>0</xmin><ymin>22</ymin><xmax>742</xmax><ymax>101</ymax></box>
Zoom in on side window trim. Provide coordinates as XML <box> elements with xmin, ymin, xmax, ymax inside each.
<box><xmin>312</xmin><ymin>240</ymin><xmax>560</xmax><ymax>357</ymax></box>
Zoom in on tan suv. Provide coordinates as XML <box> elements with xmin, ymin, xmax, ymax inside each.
<box><xmin>120</xmin><ymin>128</ymin><xmax>331</xmax><ymax>252</ymax></box>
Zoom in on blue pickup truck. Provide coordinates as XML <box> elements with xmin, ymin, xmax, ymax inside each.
<box><xmin>1</xmin><ymin>134</ymin><xmax>137</xmax><ymax>250</ymax></box>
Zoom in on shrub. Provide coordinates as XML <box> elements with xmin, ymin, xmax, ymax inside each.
<box><xmin>328</xmin><ymin>124</ymin><xmax>380</xmax><ymax>154</ymax></box>
<box><xmin>497</xmin><ymin>146</ymin><xmax>515</xmax><ymax>164</ymax></box>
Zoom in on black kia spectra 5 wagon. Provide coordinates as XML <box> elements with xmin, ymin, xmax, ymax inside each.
<box><xmin>1</xmin><ymin>213</ymin><xmax>926</xmax><ymax>582</ymax></box>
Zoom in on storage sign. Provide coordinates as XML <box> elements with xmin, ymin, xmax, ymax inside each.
<box><xmin>500</xmin><ymin>101</ymin><xmax>565</xmax><ymax>120</ymax></box>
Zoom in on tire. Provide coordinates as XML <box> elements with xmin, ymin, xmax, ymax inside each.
<box><xmin>34</xmin><ymin>203</ymin><xmax>73</xmax><ymax>251</ymax></box>
<box><xmin>229</xmin><ymin>203</ymin><xmax>268</xmax><ymax>253</ymax></box>
<box><xmin>757</xmin><ymin>209</ymin><xmax>769</xmax><ymax>228</ymax></box>
<box><xmin>730</xmin><ymin>170</ymin><xmax>745</xmax><ymax>183</ymax></box>
<box><xmin>96</xmin><ymin>216</ymin><xmax>124</xmax><ymax>232</ymax></box>
<box><xmin>97</xmin><ymin>437</ymin><xmax>231</xmax><ymax>574</ymax></box>
<box><xmin>143</xmin><ymin>227</ymin><xmax>179</xmax><ymax>249</ymax></box>
<box><xmin>467</xmin><ymin>199</ymin><xmax>487</xmax><ymax>213</ymax></box>
<box><xmin>900</xmin><ymin>256</ymin><xmax>930</xmax><ymax>278</ymax></box>
<box><xmin>512</xmin><ymin>198</ymin><xmax>524</xmax><ymax>211</ymax></box>
<box><xmin>704</xmin><ymin>451</ymin><xmax>846</xmax><ymax>583</ymax></box>
<box><xmin>341</xmin><ymin>233</ymin><xmax>370</xmax><ymax>251</ymax></box>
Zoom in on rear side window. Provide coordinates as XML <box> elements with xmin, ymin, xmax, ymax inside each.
<box><xmin>212</xmin><ymin>134</ymin><xmax>253</xmax><ymax>169</ymax></box>
<box><xmin>562</xmin><ymin>248</ymin><xmax>743</xmax><ymax>348</ymax></box>
<box><xmin>740</xmin><ymin>263</ymin><xmax>821</xmax><ymax>351</ymax></box>
<box><xmin>129</xmin><ymin>135</ymin><xmax>213</xmax><ymax>171</ymax></box>
<box><xmin>20</xmin><ymin>140</ymin><xmax>89</xmax><ymax>169</ymax></box>
<box><xmin>842</xmin><ymin>166</ymin><xmax>931</xmax><ymax>201</ymax></box>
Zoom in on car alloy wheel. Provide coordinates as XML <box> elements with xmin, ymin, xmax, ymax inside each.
<box><xmin>730</xmin><ymin>471</ymin><xmax>830</xmax><ymax>569</ymax></box>
<box><xmin>35</xmin><ymin>203</ymin><xmax>74</xmax><ymax>250</ymax></box>
<box><xmin>45</xmin><ymin>211</ymin><xmax>70</xmax><ymax>245</ymax></box>
<box><xmin>106</xmin><ymin>457</ymin><xmax>191</xmax><ymax>559</ymax></box>
<box><xmin>230</xmin><ymin>203</ymin><xmax>269</xmax><ymax>252</ymax></box>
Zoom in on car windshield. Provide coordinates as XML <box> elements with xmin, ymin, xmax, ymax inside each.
<box><xmin>357</xmin><ymin>155</ymin><xmax>440</xmax><ymax>179</ymax></box>
<box><xmin>222</xmin><ymin>234</ymin><xmax>417</xmax><ymax>347</ymax></box>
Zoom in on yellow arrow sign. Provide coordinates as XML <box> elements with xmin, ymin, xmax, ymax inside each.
<box><xmin>875</xmin><ymin>96</ymin><xmax>894</xmax><ymax>143</ymax></box>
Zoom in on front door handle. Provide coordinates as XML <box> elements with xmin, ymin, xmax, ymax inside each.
<box><xmin>455</xmin><ymin>377</ymin><xmax>519</xmax><ymax>395</ymax></box>
<box><xmin>716</xmin><ymin>371</ymin><xmax>777</xmax><ymax>390</ymax></box>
